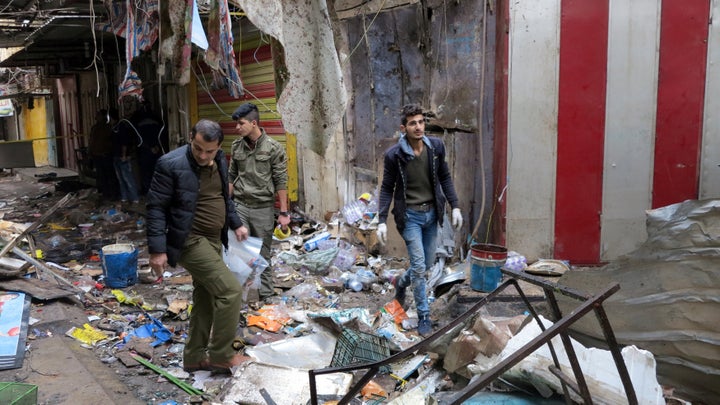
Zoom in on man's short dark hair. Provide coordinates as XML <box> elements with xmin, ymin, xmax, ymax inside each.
<box><xmin>231</xmin><ymin>102</ymin><xmax>260</xmax><ymax>123</ymax></box>
<box><xmin>401</xmin><ymin>103</ymin><xmax>424</xmax><ymax>126</ymax></box>
<box><xmin>192</xmin><ymin>119</ymin><xmax>224</xmax><ymax>144</ymax></box>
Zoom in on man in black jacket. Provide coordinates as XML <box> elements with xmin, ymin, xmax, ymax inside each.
<box><xmin>376</xmin><ymin>104</ymin><xmax>463</xmax><ymax>337</ymax></box>
<box><xmin>146</xmin><ymin>119</ymin><xmax>249</xmax><ymax>373</ymax></box>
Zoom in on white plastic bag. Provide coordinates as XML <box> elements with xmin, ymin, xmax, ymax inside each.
<box><xmin>223</xmin><ymin>232</ymin><xmax>268</xmax><ymax>300</ymax></box>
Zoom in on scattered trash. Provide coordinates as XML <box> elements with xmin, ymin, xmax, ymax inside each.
<box><xmin>66</xmin><ymin>323</ymin><xmax>111</xmax><ymax>346</ymax></box>
<box><xmin>525</xmin><ymin>259</ymin><xmax>569</xmax><ymax>276</ymax></box>
<box><xmin>0</xmin><ymin>182</ymin><xmax>696</xmax><ymax>405</ymax></box>
<box><xmin>303</xmin><ymin>231</ymin><xmax>331</xmax><ymax>252</ymax></box>
<box><xmin>496</xmin><ymin>316</ymin><xmax>664</xmax><ymax>404</ymax></box>
<box><xmin>122</xmin><ymin>314</ymin><xmax>173</xmax><ymax>347</ymax></box>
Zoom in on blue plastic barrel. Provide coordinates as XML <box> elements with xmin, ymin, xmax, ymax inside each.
<box><xmin>470</xmin><ymin>257</ymin><xmax>503</xmax><ymax>292</ymax></box>
<box><xmin>101</xmin><ymin>244</ymin><xmax>138</xmax><ymax>288</ymax></box>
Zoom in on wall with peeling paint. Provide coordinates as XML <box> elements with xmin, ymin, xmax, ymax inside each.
<box><xmin>332</xmin><ymin>0</ymin><xmax>496</xmax><ymax>256</ymax></box>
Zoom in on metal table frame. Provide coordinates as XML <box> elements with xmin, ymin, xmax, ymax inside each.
<box><xmin>308</xmin><ymin>267</ymin><xmax>638</xmax><ymax>405</ymax></box>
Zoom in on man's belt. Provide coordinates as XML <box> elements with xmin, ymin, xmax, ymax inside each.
<box><xmin>236</xmin><ymin>201</ymin><xmax>274</xmax><ymax>209</ymax></box>
<box><xmin>407</xmin><ymin>202</ymin><xmax>434</xmax><ymax>212</ymax></box>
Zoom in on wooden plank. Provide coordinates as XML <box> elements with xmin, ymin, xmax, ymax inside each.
<box><xmin>0</xmin><ymin>256</ymin><xmax>30</xmax><ymax>274</ymax></box>
<box><xmin>0</xmin><ymin>277</ymin><xmax>76</xmax><ymax>301</ymax></box>
<box><xmin>0</xmin><ymin>193</ymin><xmax>74</xmax><ymax>258</ymax></box>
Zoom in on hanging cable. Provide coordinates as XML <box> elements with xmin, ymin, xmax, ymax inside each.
<box><xmin>341</xmin><ymin>0</ymin><xmax>387</xmax><ymax>67</ymax></box>
<box><xmin>470</xmin><ymin>0</ymin><xmax>490</xmax><ymax>243</ymax></box>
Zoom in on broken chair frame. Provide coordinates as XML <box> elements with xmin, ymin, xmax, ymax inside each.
<box><xmin>308</xmin><ymin>267</ymin><xmax>638</xmax><ymax>405</ymax></box>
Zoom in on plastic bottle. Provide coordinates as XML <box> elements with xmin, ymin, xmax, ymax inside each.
<box><xmin>346</xmin><ymin>277</ymin><xmax>363</xmax><ymax>292</ymax></box>
<box><xmin>304</xmin><ymin>231</ymin><xmax>331</xmax><ymax>251</ymax></box>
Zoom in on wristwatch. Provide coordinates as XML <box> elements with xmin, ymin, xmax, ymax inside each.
<box><xmin>279</xmin><ymin>211</ymin><xmax>289</xmax><ymax>216</ymax></box>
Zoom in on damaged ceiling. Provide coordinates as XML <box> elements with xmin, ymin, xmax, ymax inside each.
<box><xmin>0</xmin><ymin>0</ymin><xmax>120</xmax><ymax>71</ymax></box>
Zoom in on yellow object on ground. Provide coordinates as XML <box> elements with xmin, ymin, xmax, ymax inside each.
<box><xmin>67</xmin><ymin>323</ymin><xmax>110</xmax><ymax>345</ymax></box>
<box><xmin>111</xmin><ymin>289</ymin><xmax>152</xmax><ymax>310</ymax></box>
<box><xmin>273</xmin><ymin>225</ymin><xmax>291</xmax><ymax>240</ymax></box>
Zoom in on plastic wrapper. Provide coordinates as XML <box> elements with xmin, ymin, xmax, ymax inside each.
<box><xmin>224</xmin><ymin>232</ymin><xmax>268</xmax><ymax>300</ymax></box>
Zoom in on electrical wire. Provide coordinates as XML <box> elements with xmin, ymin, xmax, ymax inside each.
<box><xmin>341</xmin><ymin>0</ymin><xmax>387</xmax><ymax>67</ymax></box>
<box><xmin>191</xmin><ymin>61</ymin><xmax>233</xmax><ymax>120</ymax></box>
<box><xmin>334</xmin><ymin>0</ymin><xmax>374</xmax><ymax>13</ymax></box>
<box><xmin>116</xmin><ymin>118</ymin><xmax>143</xmax><ymax>148</ymax></box>
<box><xmin>155</xmin><ymin>0</ymin><xmax>166</xmax><ymax>155</ymax></box>
<box><xmin>85</xmin><ymin>0</ymin><xmax>101</xmax><ymax>95</ymax></box>
<box><xmin>191</xmin><ymin>61</ymin><xmax>276</xmax><ymax>119</ymax></box>
<box><xmin>253</xmin><ymin>31</ymin><xmax>270</xmax><ymax>64</ymax></box>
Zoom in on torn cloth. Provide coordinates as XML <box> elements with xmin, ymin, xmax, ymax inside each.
<box><xmin>98</xmin><ymin>0</ymin><xmax>159</xmax><ymax>99</ymax></box>
<box><xmin>204</xmin><ymin>0</ymin><xmax>243</xmax><ymax>97</ymax></box>
<box><xmin>159</xmin><ymin>0</ymin><xmax>194</xmax><ymax>85</ymax></box>
<box><xmin>237</xmin><ymin>0</ymin><xmax>348</xmax><ymax>155</ymax></box>
<box><xmin>97</xmin><ymin>0</ymin><xmax>159</xmax><ymax>55</ymax></box>
<box><xmin>96</xmin><ymin>0</ymin><xmax>160</xmax><ymax>100</ymax></box>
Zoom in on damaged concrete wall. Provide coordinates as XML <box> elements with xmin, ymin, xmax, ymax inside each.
<box><xmin>231</xmin><ymin>1</ymin><xmax>495</xmax><ymax>257</ymax></box>
<box><xmin>333</xmin><ymin>0</ymin><xmax>496</xmax><ymax>255</ymax></box>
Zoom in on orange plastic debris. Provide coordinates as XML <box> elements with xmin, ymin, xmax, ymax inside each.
<box><xmin>246</xmin><ymin>315</ymin><xmax>284</xmax><ymax>332</ymax></box>
<box><xmin>381</xmin><ymin>299</ymin><xmax>408</xmax><ymax>325</ymax></box>
<box><xmin>361</xmin><ymin>380</ymin><xmax>387</xmax><ymax>400</ymax></box>
<box><xmin>257</xmin><ymin>304</ymin><xmax>292</xmax><ymax>324</ymax></box>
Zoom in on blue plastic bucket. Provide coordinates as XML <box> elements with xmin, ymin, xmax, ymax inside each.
<box><xmin>470</xmin><ymin>257</ymin><xmax>503</xmax><ymax>292</ymax></box>
<box><xmin>101</xmin><ymin>244</ymin><xmax>138</xmax><ymax>288</ymax></box>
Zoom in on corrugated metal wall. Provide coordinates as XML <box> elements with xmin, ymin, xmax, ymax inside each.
<box><xmin>193</xmin><ymin>23</ymin><xmax>298</xmax><ymax>202</ymax></box>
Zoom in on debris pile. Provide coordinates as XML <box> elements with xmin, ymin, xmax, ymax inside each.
<box><xmin>0</xmin><ymin>178</ymin><xmax>681</xmax><ymax>404</ymax></box>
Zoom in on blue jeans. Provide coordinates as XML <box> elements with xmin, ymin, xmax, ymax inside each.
<box><xmin>113</xmin><ymin>157</ymin><xmax>139</xmax><ymax>202</ymax></box>
<box><xmin>400</xmin><ymin>208</ymin><xmax>438</xmax><ymax>319</ymax></box>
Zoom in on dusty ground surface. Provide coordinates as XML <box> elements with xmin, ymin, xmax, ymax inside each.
<box><xmin>0</xmin><ymin>169</ymin><xmax>552</xmax><ymax>405</ymax></box>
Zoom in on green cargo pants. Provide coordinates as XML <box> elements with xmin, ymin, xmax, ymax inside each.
<box><xmin>233</xmin><ymin>202</ymin><xmax>275</xmax><ymax>299</ymax></box>
<box><xmin>179</xmin><ymin>234</ymin><xmax>242</xmax><ymax>365</ymax></box>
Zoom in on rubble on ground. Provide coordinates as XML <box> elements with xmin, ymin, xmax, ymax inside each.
<box><xmin>0</xmin><ymin>171</ymin><xmax>686</xmax><ymax>404</ymax></box>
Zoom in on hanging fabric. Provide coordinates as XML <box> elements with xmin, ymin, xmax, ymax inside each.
<box><xmin>204</xmin><ymin>0</ymin><xmax>243</xmax><ymax>97</ymax></box>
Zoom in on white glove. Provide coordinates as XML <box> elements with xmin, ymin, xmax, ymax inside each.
<box><xmin>376</xmin><ymin>223</ymin><xmax>388</xmax><ymax>245</ymax></box>
<box><xmin>452</xmin><ymin>208</ymin><xmax>463</xmax><ymax>232</ymax></box>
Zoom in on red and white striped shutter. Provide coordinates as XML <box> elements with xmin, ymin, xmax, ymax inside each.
<box><xmin>502</xmin><ymin>0</ymin><xmax>715</xmax><ymax>264</ymax></box>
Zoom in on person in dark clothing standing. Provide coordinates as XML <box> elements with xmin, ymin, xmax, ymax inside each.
<box><xmin>88</xmin><ymin>109</ymin><xmax>118</xmax><ymax>200</ymax></box>
<box><xmin>146</xmin><ymin>119</ymin><xmax>249</xmax><ymax>374</ymax></box>
<box><xmin>376</xmin><ymin>103</ymin><xmax>463</xmax><ymax>337</ymax></box>
<box><xmin>110</xmin><ymin>107</ymin><xmax>140</xmax><ymax>204</ymax></box>
<box><xmin>133</xmin><ymin>102</ymin><xmax>166</xmax><ymax>195</ymax></box>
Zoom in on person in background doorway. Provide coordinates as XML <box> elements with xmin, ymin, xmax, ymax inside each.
<box><xmin>228</xmin><ymin>102</ymin><xmax>290</xmax><ymax>303</ymax></box>
<box><xmin>111</xmin><ymin>107</ymin><xmax>140</xmax><ymax>204</ymax></box>
<box><xmin>88</xmin><ymin>109</ymin><xmax>118</xmax><ymax>201</ymax></box>
<box><xmin>376</xmin><ymin>103</ymin><xmax>463</xmax><ymax>337</ymax></box>
<box><xmin>146</xmin><ymin>119</ymin><xmax>249</xmax><ymax>373</ymax></box>
<box><xmin>133</xmin><ymin>101</ymin><xmax>166</xmax><ymax>195</ymax></box>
